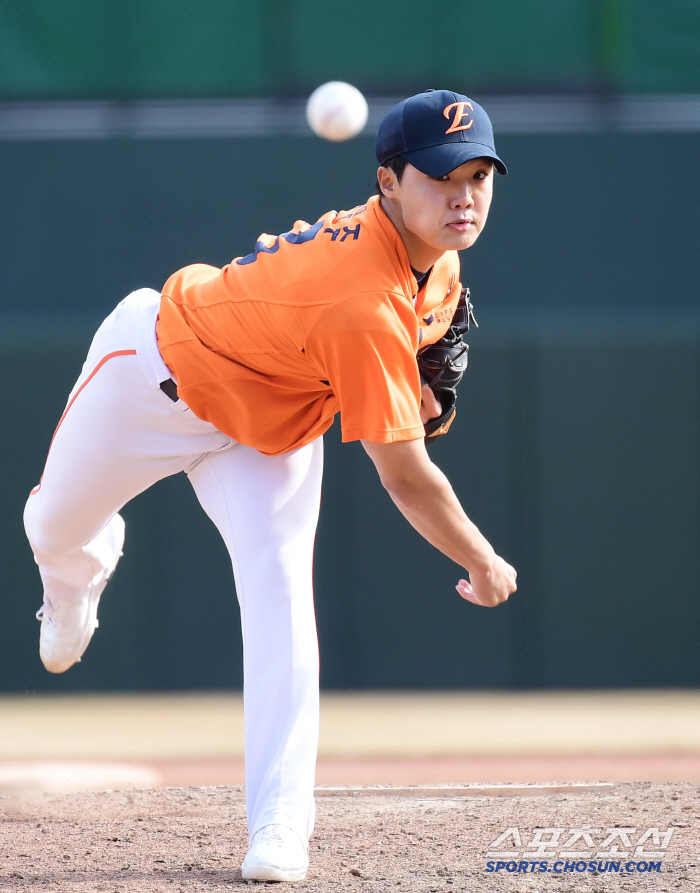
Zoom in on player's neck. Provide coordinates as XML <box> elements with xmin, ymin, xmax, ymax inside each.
<box><xmin>379</xmin><ymin>196</ymin><xmax>446</xmax><ymax>273</ymax></box>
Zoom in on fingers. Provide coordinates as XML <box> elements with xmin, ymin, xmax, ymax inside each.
<box><xmin>455</xmin><ymin>578</ymin><xmax>484</xmax><ymax>606</ymax></box>
<box><xmin>456</xmin><ymin>556</ymin><xmax>518</xmax><ymax>607</ymax></box>
<box><xmin>419</xmin><ymin>384</ymin><xmax>441</xmax><ymax>423</ymax></box>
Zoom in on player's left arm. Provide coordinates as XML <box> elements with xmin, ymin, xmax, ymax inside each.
<box><xmin>362</xmin><ymin>437</ymin><xmax>517</xmax><ymax>608</ymax></box>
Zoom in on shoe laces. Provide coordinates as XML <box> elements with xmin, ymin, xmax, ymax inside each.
<box><xmin>35</xmin><ymin>597</ymin><xmax>54</xmax><ymax>622</ymax></box>
<box><xmin>256</xmin><ymin>824</ymin><xmax>300</xmax><ymax>847</ymax></box>
<box><xmin>35</xmin><ymin>594</ymin><xmax>98</xmax><ymax>630</ymax></box>
<box><xmin>260</xmin><ymin>824</ymin><xmax>285</xmax><ymax>842</ymax></box>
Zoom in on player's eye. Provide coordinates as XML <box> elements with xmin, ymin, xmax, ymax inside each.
<box><xmin>432</xmin><ymin>175</ymin><xmax>449</xmax><ymax>182</ymax></box>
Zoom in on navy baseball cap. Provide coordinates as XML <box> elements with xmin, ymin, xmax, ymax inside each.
<box><xmin>376</xmin><ymin>89</ymin><xmax>507</xmax><ymax>177</ymax></box>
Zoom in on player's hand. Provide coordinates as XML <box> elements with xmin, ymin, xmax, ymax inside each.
<box><xmin>419</xmin><ymin>383</ymin><xmax>441</xmax><ymax>424</ymax></box>
<box><xmin>456</xmin><ymin>555</ymin><xmax>517</xmax><ymax>607</ymax></box>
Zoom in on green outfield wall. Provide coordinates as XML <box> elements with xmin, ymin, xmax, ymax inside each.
<box><xmin>0</xmin><ymin>0</ymin><xmax>699</xmax><ymax>99</ymax></box>
<box><xmin>1</xmin><ymin>129</ymin><xmax>699</xmax><ymax>691</ymax></box>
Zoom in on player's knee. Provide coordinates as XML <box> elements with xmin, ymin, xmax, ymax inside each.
<box><xmin>23</xmin><ymin>497</ymin><xmax>73</xmax><ymax>559</ymax></box>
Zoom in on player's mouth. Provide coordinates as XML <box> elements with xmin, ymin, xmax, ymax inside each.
<box><xmin>446</xmin><ymin>218</ymin><xmax>475</xmax><ymax>232</ymax></box>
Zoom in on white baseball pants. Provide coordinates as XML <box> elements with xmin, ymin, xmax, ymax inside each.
<box><xmin>23</xmin><ymin>288</ymin><xmax>323</xmax><ymax>844</ymax></box>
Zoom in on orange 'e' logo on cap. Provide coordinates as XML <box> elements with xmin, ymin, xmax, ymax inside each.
<box><xmin>443</xmin><ymin>101</ymin><xmax>474</xmax><ymax>134</ymax></box>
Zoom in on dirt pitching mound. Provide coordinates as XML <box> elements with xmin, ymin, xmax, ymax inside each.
<box><xmin>0</xmin><ymin>782</ymin><xmax>696</xmax><ymax>890</ymax></box>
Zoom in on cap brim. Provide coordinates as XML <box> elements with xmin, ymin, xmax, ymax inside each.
<box><xmin>403</xmin><ymin>142</ymin><xmax>507</xmax><ymax>177</ymax></box>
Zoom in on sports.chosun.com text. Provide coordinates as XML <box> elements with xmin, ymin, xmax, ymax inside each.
<box><xmin>485</xmin><ymin>859</ymin><xmax>661</xmax><ymax>874</ymax></box>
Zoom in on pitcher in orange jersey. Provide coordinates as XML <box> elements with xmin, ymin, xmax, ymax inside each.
<box><xmin>24</xmin><ymin>90</ymin><xmax>516</xmax><ymax>883</ymax></box>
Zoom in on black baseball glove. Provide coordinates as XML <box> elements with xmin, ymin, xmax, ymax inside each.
<box><xmin>417</xmin><ymin>287</ymin><xmax>477</xmax><ymax>444</ymax></box>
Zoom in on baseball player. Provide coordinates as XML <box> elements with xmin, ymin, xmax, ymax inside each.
<box><xmin>24</xmin><ymin>89</ymin><xmax>516</xmax><ymax>882</ymax></box>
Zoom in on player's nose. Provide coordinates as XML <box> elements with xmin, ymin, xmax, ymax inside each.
<box><xmin>450</xmin><ymin>187</ymin><xmax>474</xmax><ymax>210</ymax></box>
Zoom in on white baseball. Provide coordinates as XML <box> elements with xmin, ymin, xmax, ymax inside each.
<box><xmin>306</xmin><ymin>81</ymin><xmax>369</xmax><ymax>142</ymax></box>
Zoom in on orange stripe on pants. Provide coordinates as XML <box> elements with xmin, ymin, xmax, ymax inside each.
<box><xmin>29</xmin><ymin>349</ymin><xmax>137</xmax><ymax>496</ymax></box>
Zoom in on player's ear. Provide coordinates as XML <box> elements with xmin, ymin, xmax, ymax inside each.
<box><xmin>376</xmin><ymin>166</ymin><xmax>397</xmax><ymax>199</ymax></box>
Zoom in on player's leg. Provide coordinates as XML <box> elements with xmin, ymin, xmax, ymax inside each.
<box><xmin>187</xmin><ymin>437</ymin><xmax>323</xmax><ymax>880</ymax></box>
<box><xmin>24</xmin><ymin>289</ymin><xmax>232</xmax><ymax>672</ymax></box>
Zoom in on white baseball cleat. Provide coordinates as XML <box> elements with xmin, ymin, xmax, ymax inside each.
<box><xmin>241</xmin><ymin>824</ymin><xmax>309</xmax><ymax>882</ymax></box>
<box><xmin>36</xmin><ymin>514</ymin><xmax>125</xmax><ymax>674</ymax></box>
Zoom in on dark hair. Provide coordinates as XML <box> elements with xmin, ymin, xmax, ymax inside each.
<box><xmin>375</xmin><ymin>155</ymin><xmax>408</xmax><ymax>195</ymax></box>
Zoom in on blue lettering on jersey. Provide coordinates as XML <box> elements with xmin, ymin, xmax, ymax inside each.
<box><xmin>236</xmin><ymin>219</ymin><xmax>326</xmax><ymax>265</ymax></box>
<box><xmin>340</xmin><ymin>223</ymin><xmax>361</xmax><ymax>241</ymax></box>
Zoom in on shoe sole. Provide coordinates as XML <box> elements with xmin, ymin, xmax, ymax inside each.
<box><xmin>241</xmin><ymin>863</ymin><xmax>308</xmax><ymax>882</ymax></box>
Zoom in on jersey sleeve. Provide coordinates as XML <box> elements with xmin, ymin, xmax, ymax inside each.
<box><xmin>304</xmin><ymin>292</ymin><xmax>425</xmax><ymax>443</ymax></box>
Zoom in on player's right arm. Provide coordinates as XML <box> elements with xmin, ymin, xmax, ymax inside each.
<box><xmin>305</xmin><ymin>290</ymin><xmax>514</xmax><ymax>605</ymax></box>
<box><xmin>361</xmin><ymin>437</ymin><xmax>517</xmax><ymax>607</ymax></box>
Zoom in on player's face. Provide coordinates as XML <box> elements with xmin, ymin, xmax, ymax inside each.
<box><xmin>379</xmin><ymin>159</ymin><xmax>494</xmax><ymax>270</ymax></box>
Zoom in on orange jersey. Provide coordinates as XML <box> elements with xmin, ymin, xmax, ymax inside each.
<box><xmin>156</xmin><ymin>195</ymin><xmax>462</xmax><ymax>456</ymax></box>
